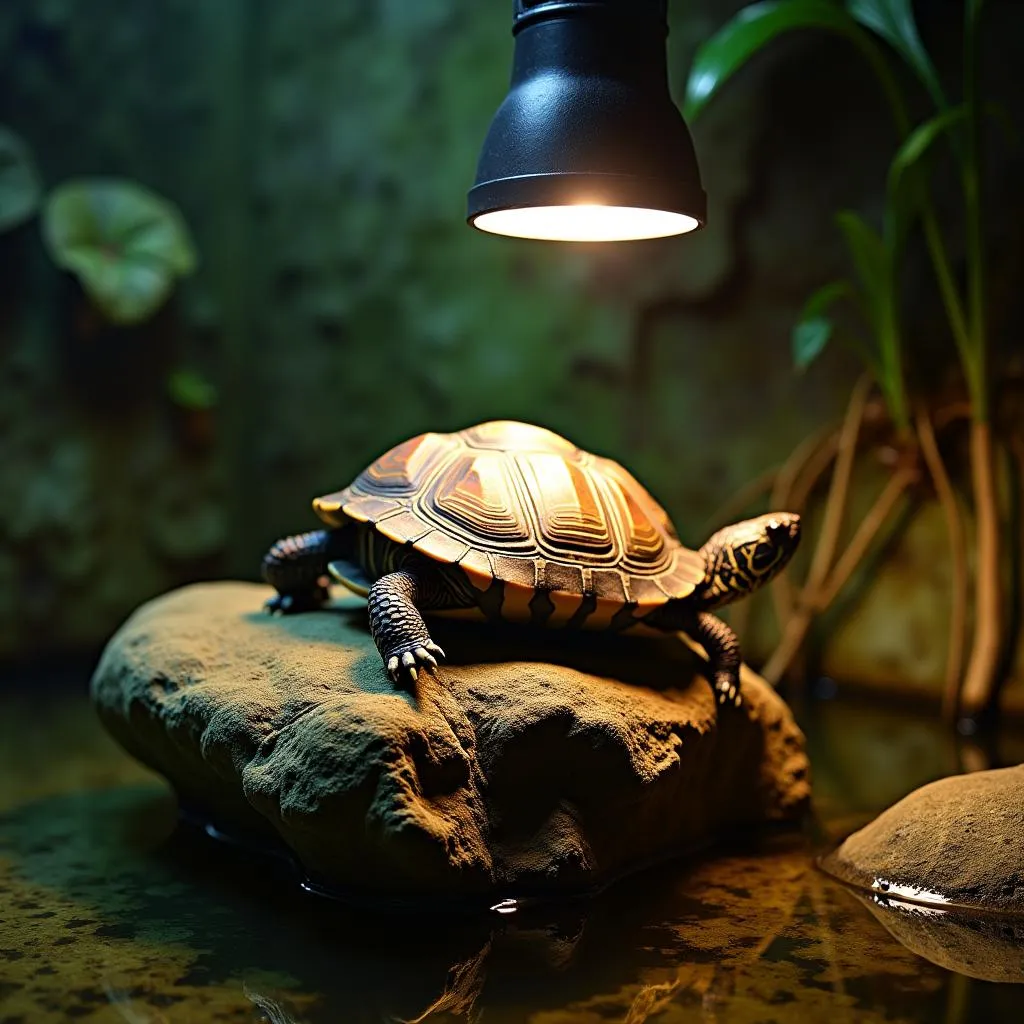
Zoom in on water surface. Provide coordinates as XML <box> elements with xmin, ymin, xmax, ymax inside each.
<box><xmin>1</xmin><ymin>675</ymin><xmax>1023</xmax><ymax>1023</ymax></box>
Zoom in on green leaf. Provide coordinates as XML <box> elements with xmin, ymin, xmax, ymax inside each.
<box><xmin>846</xmin><ymin>0</ymin><xmax>946</xmax><ymax>109</ymax></box>
<box><xmin>0</xmin><ymin>126</ymin><xmax>42</xmax><ymax>232</ymax></box>
<box><xmin>793</xmin><ymin>318</ymin><xmax>833</xmax><ymax>371</ymax></box>
<box><xmin>168</xmin><ymin>368</ymin><xmax>218</xmax><ymax>410</ymax></box>
<box><xmin>683</xmin><ymin>1</ymin><xmax>867</xmax><ymax>121</ymax></box>
<box><xmin>834</xmin><ymin>210</ymin><xmax>887</xmax><ymax>323</ymax></box>
<box><xmin>42</xmin><ymin>178</ymin><xmax>197</xmax><ymax>325</ymax></box>
<box><xmin>792</xmin><ymin>280</ymin><xmax>854</xmax><ymax>370</ymax></box>
<box><xmin>886</xmin><ymin>105</ymin><xmax>969</xmax><ymax>244</ymax></box>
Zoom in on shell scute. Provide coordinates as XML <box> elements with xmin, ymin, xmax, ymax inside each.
<box><xmin>630</xmin><ymin>575</ymin><xmax>670</xmax><ymax>609</ymax></box>
<box><xmin>591</xmin><ymin>567</ymin><xmax>629</xmax><ymax>603</ymax></box>
<box><xmin>515</xmin><ymin>452</ymin><xmax>616</xmax><ymax>561</ymax></box>
<box><xmin>357</xmin><ymin>431</ymin><xmax>452</xmax><ymax>495</ymax></box>
<box><xmin>336</xmin><ymin>495</ymin><xmax>401</xmax><ymax>525</ymax></box>
<box><xmin>490</xmin><ymin>553</ymin><xmax>536</xmax><ymax>589</ymax></box>
<box><xmin>375</xmin><ymin>510</ymin><xmax>433</xmax><ymax>545</ymax></box>
<box><xmin>427</xmin><ymin>451</ymin><xmax>534</xmax><ymax>551</ymax></box>
<box><xmin>458</xmin><ymin>548</ymin><xmax>494</xmax><ymax>590</ymax></box>
<box><xmin>415</xmin><ymin>530</ymin><xmax>471</xmax><ymax>565</ymax></box>
<box><xmin>541</xmin><ymin>561</ymin><xmax>584</xmax><ymax>595</ymax></box>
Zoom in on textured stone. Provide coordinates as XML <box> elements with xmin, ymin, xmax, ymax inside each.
<box><xmin>91</xmin><ymin>582</ymin><xmax>810</xmax><ymax>902</ymax></box>
<box><xmin>823</xmin><ymin>766</ymin><xmax>1024</xmax><ymax>914</ymax></box>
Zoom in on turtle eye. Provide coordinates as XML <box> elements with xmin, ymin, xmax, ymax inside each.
<box><xmin>751</xmin><ymin>543</ymin><xmax>780</xmax><ymax>571</ymax></box>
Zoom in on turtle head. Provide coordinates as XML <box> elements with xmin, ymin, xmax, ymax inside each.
<box><xmin>698</xmin><ymin>512</ymin><xmax>801</xmax><ymax>609</ymax></box>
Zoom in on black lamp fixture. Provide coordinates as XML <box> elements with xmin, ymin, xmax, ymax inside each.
<box><xmin>467</xmin><ymin>0</ymin><xmax>706</xmax><ymax>242</ymax></box>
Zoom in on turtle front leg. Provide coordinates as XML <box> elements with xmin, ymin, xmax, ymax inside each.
<box><xmin>367</xmin><ymin>569</ymin><xmax>446</xmax><ymax>685</ymax></box>
<box><xmin>693</xmin><ymin>610</ymin><xmax>743</xmax><ymax>708</ymax></box>
<box><xmin>261</xmin><ymin>529</ymin><xmax>337</xmax><ymax>614</ymax></box>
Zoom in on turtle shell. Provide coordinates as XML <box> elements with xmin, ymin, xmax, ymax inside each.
<box><xmin>313</xmin><ymin>421</ymin><xmax>705</xmax><ymax>616</ymax></box>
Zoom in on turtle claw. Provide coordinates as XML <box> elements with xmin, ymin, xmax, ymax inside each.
<box><xmin>714</xmin><ymin>677</ymin><xmax>743</xmax><ymax>709</ymax></box>
<box><xmin>264</xmin><ymin>587</ymin><xmax>328</xmax><ymax>616</ymax></box>
<box><xmin>385</xmin><ymin>642</ymin><xmax>446</xmax><ymax>685</ymax></box>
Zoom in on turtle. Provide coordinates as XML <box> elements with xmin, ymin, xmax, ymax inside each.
<box><xmin>261</xmin><ymin>420</ymin><xmax>801</xmax><ymax>706</ymax></box>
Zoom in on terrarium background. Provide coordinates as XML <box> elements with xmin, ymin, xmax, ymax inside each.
<box><xmin>1</xmin><ymin>0</ymin><xmax>1022</xmax><ymax>706</ymax></box>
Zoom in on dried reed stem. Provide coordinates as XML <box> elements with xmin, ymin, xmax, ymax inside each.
<box><xmin>762</xmin><ymin>376</ymin><xmax>873</xmax><ymax>686</ymax></box>
<box><xmin>915</xmin><ymin>408</ymin><xmax>969</xmax><ymax>721</ymax></box>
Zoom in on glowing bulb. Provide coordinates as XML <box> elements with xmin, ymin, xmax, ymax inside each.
<box><xmin>471</xmin><ymin>204</ymin><xmax>699</xmax><ymax>242</ymax></box>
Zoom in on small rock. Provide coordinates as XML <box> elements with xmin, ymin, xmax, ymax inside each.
<box><xmin>822</xmin><ymin>766</ymin><xmax>1024</xmax><ymax>914</ymax></box>
<box><xmin>91</xmin><ymin>582</ymin><xmax>810</xmax><ymax>903</ymax></box>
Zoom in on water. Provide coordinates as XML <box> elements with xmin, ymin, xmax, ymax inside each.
<box><xmin>1</xmin><ymin>675</ymin><xmax>1023</xmax><ymax>1023</ymax></box>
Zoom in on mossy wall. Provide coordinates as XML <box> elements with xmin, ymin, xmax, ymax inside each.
<box><xmin>1</xmin><ymin>0</ymin><xmax>1023</xmax><ymax>707</ymax></box>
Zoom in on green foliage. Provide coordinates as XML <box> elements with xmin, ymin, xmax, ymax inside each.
<box><xmin>791</xmin><ymin>280</ymin><xmax>866</xmax><ymax>372</ymax></box>
<box><xmin>0</xmin><ymin>126</ymin><xmax>42</xmax><ymax>233</ymax></box>
<box><xmin>167</xmin><ymin>368</ymin><xmax>217</xmax><ymax>410</ymax></box>
<box><xmin>834</xmin><ymin>211</ymin><xmax>887</xmax><ymax>319</ymax></box>
<box><xmin>792</xmin><ymin>317</ymin><xmax>833</xmax><ymax>372</ymax></box>
<box><xmin>846</xmin><ymin>0</ymin><xmax>945</xmax><ymax>107</ymax></box>
<box><xmin>685</xmin><ymin>0</ymin><xmax>999</xmax><ymax>433</ymax></box>
<box><xmin>42</xmin><ymin>179</ymin><xmax>197</xmax><ymax>325</ymax></box>
<box><xmin>684</xmin><ymin>1</ymin><xmax>867</xmax><ymax>121</ymax></box>
<box><xmin>886</xmin><ymin>105</ymin><xmax>969</xmax><ymax>244</ymax></box>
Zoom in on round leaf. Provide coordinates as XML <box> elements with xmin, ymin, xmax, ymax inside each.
<box><xmin>42</xmin><ymin>179</ymin><xmax>197</xmax><ymax>324</ymax></box>
<box><xmin>0</xmin><ymin>126</ymin><xmax>42</xmax><ymax>232</ymax></box>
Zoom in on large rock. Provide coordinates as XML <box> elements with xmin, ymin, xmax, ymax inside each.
<box><xmin>823</xmin><ymin>766</ymin><xmax>1024</xmax><ymax>914</ymax></box>
<box><xmin>91</xmin><ymin>582</ymin><xmax>810</xmax><ymax>903</ymax></box>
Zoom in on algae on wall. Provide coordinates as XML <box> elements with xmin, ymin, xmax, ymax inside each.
<box><xmin>0</xmin><ymin>0</ymin><xmax>230</xmax><ymax>658</ymax></box>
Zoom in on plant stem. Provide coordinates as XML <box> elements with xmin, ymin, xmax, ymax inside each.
<box><xmin>790</xmin><ymin>434</ymin><xmax>842</xmax><ymax>511</ymax></box>
<box><xmin>814</xmin><ymin>468</ymin><xmax>913</xmax><ymax>611</ymax></box>
<box><xmin>767</xmin><ymin>426</ymin><xmax>840</xmax><ymax>633</ymax></box>
<box><xmin>960</xmin><ymin>421</ymin><xmax>1003</xmax><ymax>714</ymax></box>
<box><xmin>921</xmin><ymin>208</ymin><xmax>973</xmax><ymax>364</ymax></box>
<box><xmin>916</xmin><ymin>409</ymin><xmax>969</xmax><ymax>721</ymax></box>
<box><xmin>852</xmin><ymin>33</ymin><xmax>911</xmax><ymax>138</ymax></box>
<box><xmin>959</xmin><ymin>0</ymin><xmax>1003</xmax><ymax>717</ymax></box>
<box><xmin>806</xmin><ymin>375</ymin><xmax>874</xmax><ymax>596</ymax></box>
<box><xmin>762</xmin><ymin>376</ymin><xmax>872</xmax><ymax>686</ymax></box>
<box><xmin>878</xmin><ymin>304</ymin><xmax>910</xmax><ymax>435</ymax></box>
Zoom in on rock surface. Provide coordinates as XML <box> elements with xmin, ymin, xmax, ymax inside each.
<box><xmin>823</xmin><ymin>766</ymin><xmax>1024</xmax><ymax>914</ymax></box>
<box><xmin>92</xmin><ymin>582</ymin><xmax>810</xmax><ymax>903</ymax></box>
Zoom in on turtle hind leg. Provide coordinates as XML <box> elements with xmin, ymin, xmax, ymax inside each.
<box><xmin>693</xmin><ymin>610</ymin><xmax>743</xmax><ymax>708</ymax></box>
<box><xmin>367</xmin><ymin>569</ymin><xmax>445</xmax><ymax>685</ymax></box>
<box><xmin>261</xmin><ymin>528</ymin><xmax>342</xmax><ymax>614</ymax></box>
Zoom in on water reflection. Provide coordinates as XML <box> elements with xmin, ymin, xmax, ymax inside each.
<box><xmin>1</xmin><ymin>685</ymin><xmax>1023</xmax><ymax>1022</ymax></box>
<box><xmin>842</xmin><ymin>890</ymin><xmax>1024</xmax><ymax>985</ymax></box>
